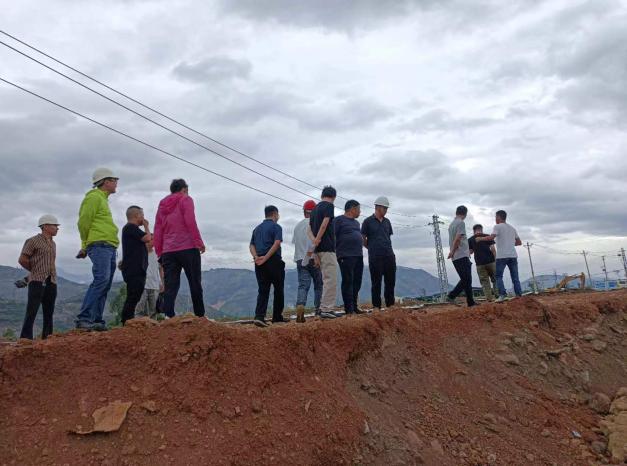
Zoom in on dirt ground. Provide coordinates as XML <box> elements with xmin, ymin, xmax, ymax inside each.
<box><xmin>1</xmin><ymin>290</ymin><xmax>626</xmax><ymax>465</ymax></box>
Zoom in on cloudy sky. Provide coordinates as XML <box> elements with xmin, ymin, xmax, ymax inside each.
<box><xmin>2</xmin><ymin>0</ymin><xmax>626</xmax><ymax>285</ymax></box>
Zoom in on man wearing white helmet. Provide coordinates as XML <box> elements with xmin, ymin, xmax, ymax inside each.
<box><xmin>17</xmin><ymin>215</ymin><xmax>60</xmax><ymax>339</ymax></box>
<box><xmin>361</xmin><ymin>196</ymin><xmax>396</xmax><ymax>311</ymax></box>
<box><xmin>75</xmin><ymin>167</ymin><xmax>120</xmax><ymax>331</ymax></box>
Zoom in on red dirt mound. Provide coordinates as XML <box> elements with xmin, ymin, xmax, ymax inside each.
<box><xmin>1</xmin><ymin>290</ymin><xmax>626</xmax><ymax>465</ymax></box>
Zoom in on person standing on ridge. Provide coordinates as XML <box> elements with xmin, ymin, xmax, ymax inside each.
<box><xmin>447</xmin><ymin>205</ymin><xmax>477</xmax><ymax>307</ymax></box>
<box><xmin>153</xmin><ymin>179</ymin><xmax>206</xmax><ymax>318</ymax></box>
<box><xmin>75</xmin><ymin>168</ymin><xmax>120</xmax><ymax>331</ymax></box>
<box><xmin>310</xmin><ymin>186</ymin><xmax>340</xmax><ymax>318</ymax></box>
<box><xmin>137</xmin><ymin>240</ymin><xmax>164</xmax><ymax>318</ymax></box>
<box><xmin>292</xmin><ymin>200</ymin><xmax>322</xmax><ymax>323</ymax></box>
<box><xmin>477</xmin><ymin>210</ymin><xmax>523</xmax><ymax>302</ymax></box>
<box><xmin>250</xmin><ymin>205</ymin><xmax>286</xmax><ymax>327</ymax></box>
<box><xmin>18</xmin><ymin>215</ymin><xmax>60</xmax><ymax>339</ymax></box>
<box><xmin>335</xmin><ymin>200</ymin><xmax>364</xmax><ymax>315</ymax></box>
<box><xmin>361</xmin><ymin>196</ymin><xmax>396</xmax><ymax>311</ymax></box>
<box><xmin>468</xmin><ymin>224</ymin><xmax>497</xmax><ymax>301</ymax></box>
<box><xmin>120</xmin><ymin>206</ymin><xmax>152</xmax><ymax>324</ymax></box>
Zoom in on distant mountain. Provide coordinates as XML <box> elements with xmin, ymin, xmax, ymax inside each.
<box><xmin>0</xmin><ymin>264</ymin><xmax>446</xmax><ymax>332</ymax></box>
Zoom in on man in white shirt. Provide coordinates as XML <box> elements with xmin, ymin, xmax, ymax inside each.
<box><xmin>137</xmin><ymin>241</ymin><xmax>164</xmax><ymax>318</ymax></box>
<box><xmin>477</xmin><ymin>210</ymin><xmax>522</xmax><ymax>301</ymax></box>
<box><xmin>292</xmin><ymin>200</ymin><xmax>323</xmax><ymax>322</ymax></box>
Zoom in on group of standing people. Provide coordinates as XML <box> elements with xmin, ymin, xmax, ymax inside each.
<box><xmin>15</xmin><ymin>167</ymin><xmax>525</xmax><ymax>340</ymax></box>
<box><xmin>249</xmin><ymin>186</ymin><xmax>398</xmax><ymax>327</ymax></box>
<box><xmin>447</xmin><ymin>206</ymin><xmax>523</xmax><ymax>306</ymax></box>
<box><xmin>17</xmin><ymin>168</ymin><xmax>208</xmax><ymax>338</ymax></box>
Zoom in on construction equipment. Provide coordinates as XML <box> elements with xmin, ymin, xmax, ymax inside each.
<box><xmin>547</xmin><ymin>273</ymin><xmax>586</xmax><ymax>291</ymax></box>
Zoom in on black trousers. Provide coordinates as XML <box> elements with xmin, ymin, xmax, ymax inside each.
<box><xmin>369</xmin><ymin>255</ymin><xmax>396</xmax><ymax>308</ymax></box>
<box><xmin>254</xmin><ymin>255</ymin><xmax>285</xmax><ymax>321</ymax></box>
<box><xmin>338</xmin><ymin>256</ymin><xmax>363</xmax><ymax>313</ymax></box>
<box><xmin>122</xmin><ymin>274</ymin><xmax>146</xmax><ymax>324</ymax></box>
<box><xmin>161</xmin><ymin>248</ymin><xmax>205</xmax><ymax>317</ymax></box>
<box><xmin>449</xmin><ymin>256</ymin><xmax>476</xmax><ymax>306</ymax></box>
<box><xmin>20</xmin><ymin>278</ymin><xmax>56</xmax><ymax>340</ymax></box>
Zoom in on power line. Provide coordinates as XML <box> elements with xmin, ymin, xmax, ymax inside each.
<box><xmin>0</xmin><ymin>29</ymin><xmax>420</xmax><ymax>219</ymax></box>
<box><xmin>0</xmin><ymin>76</ymin><xmax>304</xmax><ymax>207</ymax></box>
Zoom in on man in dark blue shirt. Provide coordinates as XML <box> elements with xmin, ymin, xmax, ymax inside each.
<box><xmin>249</xmin><ymin>205</ymin><xmax>285</xmax><ymax>326</ymax></box>
<box><xmin>361</xmin><ymin>196</ymin><xmax>396</xmax><ymax>311</ymax></box>
<box><xmin>334</xmin><ymin>200</ymin><xmax>364</xmax><ymax>314</ymax></box>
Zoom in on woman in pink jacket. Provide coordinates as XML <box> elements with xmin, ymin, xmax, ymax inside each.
<box><xmin>153</xmin><ymin>179</ymin><xmax>206</xmax><ymax>317</ymax></box>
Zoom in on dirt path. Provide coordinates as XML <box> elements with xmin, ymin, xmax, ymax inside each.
<box><xmin>1</xmin><ymin>290</ymin><xmax>626</xmax><ymax>465</ymax></box>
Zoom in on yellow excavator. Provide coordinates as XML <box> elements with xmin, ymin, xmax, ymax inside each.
<box><xmin>546</xmin><ymin>273</ymin><xmax>586</xmax><ymax>291</ymax></box>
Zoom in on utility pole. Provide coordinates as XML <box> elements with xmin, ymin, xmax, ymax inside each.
<box><xmin>429</xmin><ymin>214</ymin><xmax>449</xmax><ymax>303</ymax></box>
<box><xmin>582</xmin><ymin>250</ymin><xmax>592</xmax><ymax>289</ymax></box>
<box><xmin>524</xmin><ymin>242</ymin><xmax>538</xmax><ymax>294</ymax></box>
<box><xmin>601</xmin><ymin>255</ymin><xmax>609</xmax><ymax>291</ymax></box>
<box><xmin>618</xmin><ymin>248</ymin><xmax>627</xmax><ymax>281</ymax></box>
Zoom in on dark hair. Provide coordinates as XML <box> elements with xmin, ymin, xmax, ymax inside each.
<box><xmin>321</xmin><ymin>185</ymin><xmax>337</xmax><ymax>199</ymax></box>
<box><xmin>126</xmin><ymin>205</ymin><xmax>143</xmax><ymax>219</ymax></box>
<box><xmin>496</xmin><ymin>210</ymin><xmax>507</xmax><ymax>221</ymax></box>
<box><xmin>265</xmin><ymin>205</ymin><xmax>279</xmax><ymax>217</ymax></box>
<box><xmin>456</xmin><ymin>205</ymin><xmax>468</xmax><ymax>216</ymax></box>
<box><xmin>473</xmin><ymin>224</ymin><xmax>483</xmax><ymax>232</ymax></box>
<box><xmin>344</xmin><ymin>200</ymin><xmax>360</xmax><ymax>211</ymax></box>
<box><xmin>170</xmin><ymin>178</ymin><xmax>188</xmax><ymax>193</ymax></box>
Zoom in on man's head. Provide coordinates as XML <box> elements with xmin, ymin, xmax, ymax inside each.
<box><xmin>344</xmin><ymin>200</ymin><xmax>361</xmax><ymax>219</ymax></box>
<box><xmin>473</xmin><ymin>224</ymin><xmax>483</xmax><ymax>235</ymax></box>
<box><xmin>38</xmin><ymin>214</ymin><xmax>60</xmax><ymax>237</ymax></box>
<box><xmin>92</xmin><ymin>167</ymin><xmax>119</xmax><ymax>194</ymax></box>
<box><xmin>496</xmin><ymin>210</ymin><xmax>507</xmax><ymax>224</ymax></box>
<box><xmin>321</xmin><ymin>186</ymin><xmax>337</xmax><ymax>202</ymax></box>
<box><xmin>265</xmin><ymin>205</ymin><xmax>279</xmax><ymax>222</ymax></box>
<box><xmin>303</xmin><ymin>200</ymin><xmax>316</xmax><ymax>219</ymax></box>
<box><xmin>456</xmin><ymin>205</ymin><xmax>468</xmax><ymax>219</ymax></box>
<box><xmin>374</xmin><ymin>196</ymin><xmax>390</xmax><ymax>218</ymax></box>
<box><xmin>126</xmin><ymin>205</ymin><xmax>145</xmax><ymax>225</ymax></box>
<box><xmin>170</xmin><ymin>178</ymin><xmax>189</xmax><ymax>194</ymax></box>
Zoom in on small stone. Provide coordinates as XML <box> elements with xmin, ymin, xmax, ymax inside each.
<box><xmin>592</xmin><ymin>341</ymin><xmax>607</xmax><ymax>352</ymax></box>
<box><xmin>130</xmin><ymin>385</ymin><xmax>140</xmax><ymax>393</ymax></box>
<box><xmin>589</xmin><ymin>393</ymin><xmax>611</xmax><ymax>414</ymax></box>
<box><xmin>304</xmin><ymin>400</ymin><xmax>312</xmax><ymax>413</ymax></box>
<box><xmin>158</xmin><ymin>444</ymin><xmax>167</xmax><ymax>451</ymax></box>
<box><xmin>140</xmin><ymin>400</ymin><xmax>158</xmax><ymax>413</ymax></box>
<box><xmin>539</xmin><ymin>362</ymin><xmax>549</xmax><ymax>375</ymax></box>
<box><xmin>591</xmin><ymin>440</ymin><xmax>606</xmax><ymax>454</ymax></box>
<box><xmin>487</xmin><ymin>453</ymin><xmax>497</xmax><ymax>464</ymax></box>
<box><xmin>496</xmin><ymin>353</ymin><xmax>520</xmax><ymax>366</ymax></box>
<box><xmin>367</xmin><ymin>387</ymin><xmax>379</xmax><ymax>396</ymax></box>
<box><xmin>430</xmin><ymin>439</ymin><xmax>444</xmax><ymax>455</ymax></box>
<box><xmin>251</xmin><ymin>400</ymin><xmax>262</xmax><ymax>413</ymax></box>
<box><xmin>234</xmin><ymin>406</ymin><xmax>242</xmax><ymax>416</ymax></box>
<box><xmin>121</xmin><ymin>445</ymin><xmax>136</xmax><ymax>456</ymax></box>
<box><xmin>363</xmin><ymin>420</ymin><xmax>370</xmax><ymax>435</ymax></box>
<box><xmin>541</xmin><ymin>429</ymin><xmax>550</xmax><ymax>437</ymax></box>
<box><xmin>525</xmin><ymin>453</ymin><xmax>535</xmax><ymax>462</ymax></box>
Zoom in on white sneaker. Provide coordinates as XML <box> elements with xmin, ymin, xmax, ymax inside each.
<box><xmin>495</xmin><ymin>296</ymin><xmax>507</xmax><ymax>303</ymax></box>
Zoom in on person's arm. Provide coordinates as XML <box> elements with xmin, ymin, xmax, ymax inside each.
<box><xmin>141</xmin><ymin>219</ymin><xmax>152</xmax><ymax>243</ymax></box>
<box><xmin>448</xmin><ymin>233</ymin><xmax>463</xmax><ymax>259</ymax></box>
<box><xmin>18</xmin><ymin>240</ymin><xmax>34</xmax><ymax>270</ymax></box>
<box><xmin>515</xmin><ymin>236</ymin><xmax>522</xmax><ymax>246</ymax></box>
<box><xmin>361</xmin><ymin>220</ymin><xmax>369</xmax><ymax>249</ymax></box>
<box><xmin>313</xmin><ymin>217</ymin><xmax>330</xmax><ymax>247</ymax></box>
<box><xmin>249</xmin><ymin>244</ymin><xmax>258</xmax><ymax>261</ymax></box>
<box><xmin>306</xmin><ymin>223</ymin><xmax>315</xmax><ymax>242</ymax></box>
<box><xmin>153</xmin><ymin>207</ymin><xmax>164</xmax><ymax>257</ymax></box>
<box><xmin>181</xmin><ymin>197</ymin><xmax>205</xmax><ymax>253</ymax></box>
<box><xmin>77</xmin><ymin>195</ymin><xmax>98</xmax><ymax>251</ymax></box>
<box><xmin>256</xmin><ymin>240</ymin><xmax>282</xmax><ymax>265</ymax></box>
<box><xmin>477</xmin><ymin>234</ymin><xmax>496</xmax><ymax>242</ymax></box>
<box><xmin>490</xmin><ymin>244</ymin><xmax>497</xmax><ymax>256</ymax></box>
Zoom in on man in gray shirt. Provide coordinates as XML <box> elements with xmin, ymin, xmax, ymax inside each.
<box><xmin>447</xmin><ymin>205</ymin><xmax>477</xmax><ymax>307</ymax></box>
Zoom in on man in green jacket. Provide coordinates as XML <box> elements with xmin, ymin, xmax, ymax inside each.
<box><xmin>75</xmin><ymin>168</ymin><xmax>120</xmax><ymax>331</ymax></box>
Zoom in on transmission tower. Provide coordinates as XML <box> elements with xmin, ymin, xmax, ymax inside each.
<box><xmin>429</xmin><ymin>214</ymin><xmax>448</xmax><ymax>302</ymax></box>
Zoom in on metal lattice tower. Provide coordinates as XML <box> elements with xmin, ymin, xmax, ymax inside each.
<box><xmin>429</xmin><ymin>214</ymin><xmax>448</xmax><ymax>302</ymax></box>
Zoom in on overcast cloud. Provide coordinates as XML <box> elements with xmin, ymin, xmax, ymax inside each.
<box><xmin>1</xmin><ymin>0</ymin><xmax>626</xmax><ymax>285</ymax></box>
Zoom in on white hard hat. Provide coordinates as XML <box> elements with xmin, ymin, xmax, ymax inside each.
<box><xmin>38</xmin><ymin>214</ymin><xmax>60</xmax><ymax>227</ymax></box>
<box><xmin>374</xmin><ymin>196</ymin><xmax>390</xmax><ymax>208</ymax></box>
<box><xmin>92</xmin><ymin>167</ymin><xmax>118</xmax><ymax>185</ymax></box>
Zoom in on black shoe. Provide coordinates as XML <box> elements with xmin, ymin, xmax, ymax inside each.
<box><xmin>319</xmin><ymin>311</ymin><xmax>337</xmax><ymax>319</ymax></box>
<box><xmin>253</xmin><ymin>318</ymin><xmax>268</xmax><ymax>328</ymax></box>
<box><xmin>354</xmin><ymin>308</ymin><xmax>365</xmax><ymax>314</ymax></box>
<box><xmin>272</xmin><ymin>316</ymin><xmax>289</xmax><ymax>324</ymax></box>
<box><xmin>93</xmin><ymin>322</ymin><xmax>109</xmax><ymax>332</ymax></box>
<box><xmin>75</xmin><ymin>321</ymin><xmax>95</xmax><ymax>331</ymax></box>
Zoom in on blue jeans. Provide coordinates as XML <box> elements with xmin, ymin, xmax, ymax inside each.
<box><xmin>76</xmin><ymin>244</ymin><xmax>117</xmax><ymax>325</ymax></box>
<box><xmin>296</xmin><ymin>259</ymin><xmax>323</xmax><ymax>310</ymax></box>
<box><xmin>496</xmin><ymin>257</ymin><xmax>522</xmax><ymax>298</ymax></box>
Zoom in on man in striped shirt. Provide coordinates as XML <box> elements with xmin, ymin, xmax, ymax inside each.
<box><xmin>18</xmin><ymin>215</ymin><xmax>60</xmax><ymax>340</ymax></box>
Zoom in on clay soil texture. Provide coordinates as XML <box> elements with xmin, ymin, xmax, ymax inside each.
<box><xmin>1</xmin><ymin>290</ymin><xmax>627</xmax><ymax>465</ymax></box>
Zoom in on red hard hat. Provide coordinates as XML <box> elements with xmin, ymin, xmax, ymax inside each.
<box><xmin>303</xmin><ymin>200</ymin><xmax>317</xmax><ymax>211</ymax></box>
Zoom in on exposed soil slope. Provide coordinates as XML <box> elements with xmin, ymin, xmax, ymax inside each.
<box><xmin>1</xmin><ymin>290</ymin><xmax>626</xmax><ymax>465</ymax></box>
